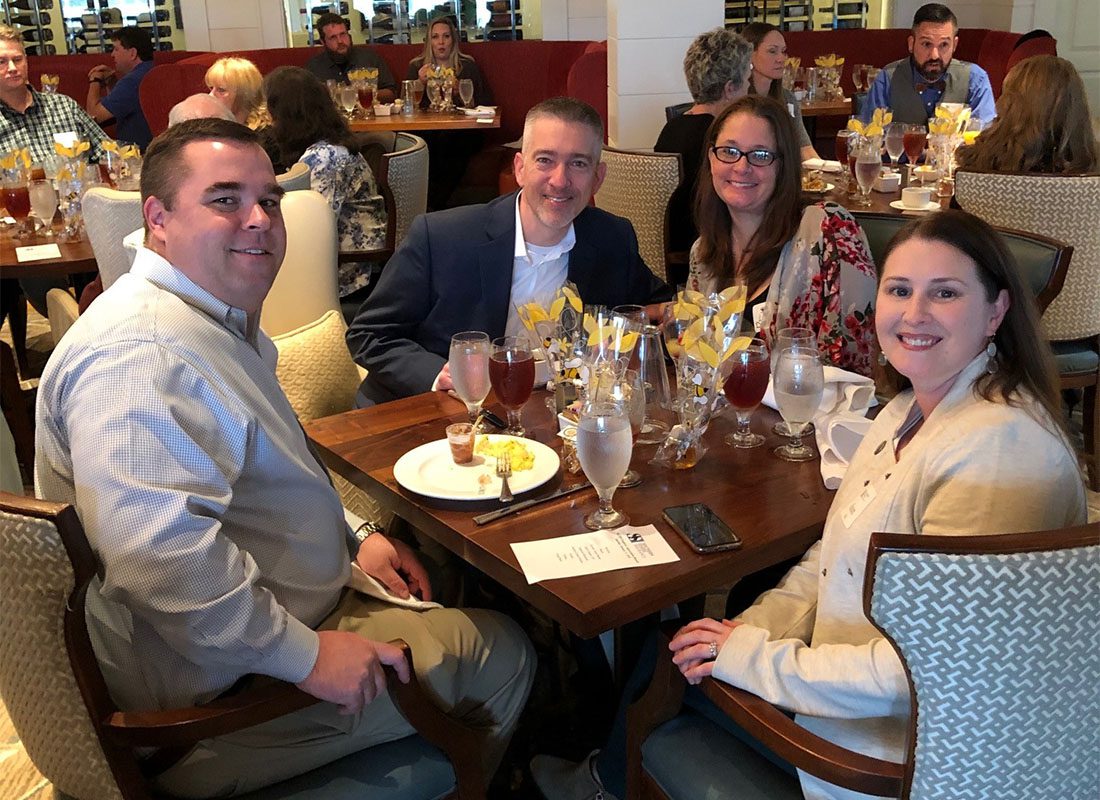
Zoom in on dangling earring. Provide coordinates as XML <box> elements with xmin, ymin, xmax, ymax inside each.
<box><xmin>878</xmin><ymin>351</ymin><xmax>888</xmax><ymax>366</ymax></box>
<box><xmin>985</xmin><ymin>337</ymin><xmax>998</xmax><ymax>373</ymax></box>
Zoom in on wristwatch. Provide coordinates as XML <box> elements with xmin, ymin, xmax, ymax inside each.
<box><xmin>354</xmin><ymin>520</ymin><xmax>385</xmax><ymax>544</ymax></box>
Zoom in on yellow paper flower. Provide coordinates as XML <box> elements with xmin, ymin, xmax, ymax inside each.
<box><xmin>847</xmin><ymin>107</ymin><xmax>891</xmax><ymax>138</ymax></box>
<box><xmin>0</xmin><ymin>152</ymin><xmax>16</xmax><ymax>170</ymax></box>
<box><xmin>102</xmin><ymin>140</ymin><xmax>119</xmax><ymax>153</ymax></box>
<box><xmin>785</xmin><ymin>57</ymin><xmax>801</xmax><ymax>70</ymax></box>
<box><xmin>815</xmin><ymin>54</ymin><xmax>843</xmax><ymax>68</ymax></box>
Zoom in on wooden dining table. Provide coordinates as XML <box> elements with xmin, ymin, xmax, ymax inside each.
<box><xmin>0</xmin><ymin>227</ymin><xmax>97</xmax><ymax>280</ymax></box>
<box><xmin>800</xmin><ymin>97</ymin><xmax>853</xmax><ymax>118</ymax></box>
<box><xmin>349</xmin><ymin>107</ymin><xmax>501</xmax><ymax>133</ymax></box>
<box><xmin>306</xmin><ymin>390</ymin><xmax>834</xmax><ymax>641</ymax></box>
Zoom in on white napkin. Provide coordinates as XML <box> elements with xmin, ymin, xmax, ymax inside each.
<box><xmin>814</xmin><ymin>412</ymin><xmax>874</xmax><ymax>489</ymax></box>
<box><xmin>462</xmin><ymin>105</ymin><xmax>496</xmax><ymax>117</ymax></box>
<box><xmin>763</xmin><ymin>366</ymin><xmax>877</xmax><ymax>417</ymax></box>
<box><xmin>802</xmin><ymin>158</ymin><xmax>843</xmax><ymax>173</ymax></box>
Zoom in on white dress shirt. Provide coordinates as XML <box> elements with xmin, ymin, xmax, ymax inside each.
<box><xmin>504</xmin><ymin>191</ymin><xmax>575</xmax><ymax>339</ymax></box>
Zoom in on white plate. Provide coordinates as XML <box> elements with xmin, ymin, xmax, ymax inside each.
<box><xmin>802</xmin><ymin>181</ymin><xmax>835</xmax><ymax>193</ymax></box>
<box><xmin>889</xmin><ymin>199</ymin><xmax>941</xmax><ymax>213</ymax></box>
<box><xmin>393</xmin><ymin>434</ymin><xmax>560</xmax><ymax>501</ymax></box>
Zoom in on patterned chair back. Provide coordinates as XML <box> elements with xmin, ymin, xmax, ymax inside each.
<box><xmin>83</xmin><ymin>187</ymin><xmax>144</xmax><ymax>290</ymax></box>
<box><xmin>595</xmin><ymin>147</ymin><xmax>683</xmax><ymax>283</ymax></box>
<box><xmin>379</xmin><ymin>132</ymin><xmax>429</xmax><ymax>251</ymax></box>
<box><xmin>954</xmin><ymin>171</ymin><xmax>1100</xmax><ymax>341</ymax></box>
<box><xmin>0</xmin><ymin>493</ymin><xmax>124</xmax><ymax>799</ymax></box>
<box><xmin>866</xmin><ymin>524</ymin><xmax>1100</xmax><ymax>800</ymax></box>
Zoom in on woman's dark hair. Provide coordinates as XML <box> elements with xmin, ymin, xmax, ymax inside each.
<box><xmin>878</xmin><ymin>209</ymin><xmax>1067</xmax><ymax>439</ymax></box>
<box><xmin>693</xmin><ymin>94</ymin><xmax>807</xmax><ymax>296</ymax></box>
<box><xmin>740</xmin><ymin>22</ymin><xmax>785</xmax><ymax>101</ymax></box>
<box><xmin>263</xmin><ymin>66</ymin><xmax>354</xmax><ymax>166</ymax></box>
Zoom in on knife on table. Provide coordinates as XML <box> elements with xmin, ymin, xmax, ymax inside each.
<box><xmin>473</xmin><ymin>480</ymin><xmax>592</xmax><ymax>525</ymax></box>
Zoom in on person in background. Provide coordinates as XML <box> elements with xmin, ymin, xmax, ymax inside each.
<box><xmin>0</xmin><ymin>25</ymin><xmax>108</xmax><ymax>164</ymax></box>
<box><xmin>406</xmin><ymin>14</ymin><xmax>491</xmax><ymax>105</ymax></box>
<box><xmin>35</xmin><ymin>117</ymin><xmax>534</xmax><ymax>798</ymax></box>
<box><xmin>955</xmin><ymin>54</ymin><xmax>1098</xmax><ymax>173</ymax></box>
<box><xmin>306</xmin><ymin>11</ymin><xmax>396</xmax><ymax>102</ymax></box>
<box><xmin>86</xmin><ymin>25</ymin><xmax>155</xmax><ymax>150</ymax></box>
<box><xmin>690</xmin><ymin>95</ymin><xmax>877</xmax><ymax>375</ymax></box>
<box><xmin>654</xmin><ymin>28</ymin><xmax>753</xmax><ymax>283</ymax></box>
<box><xmin>204</xmin><ymin>56</ymin><xmax>270</xmax><ymax>129</ymax></box>
<box><xmin>263</xmin><ymin>66</ymin><xmax>387</xmax><ymax>321</ymax></box>
<box><xmin>167</xmin><ymin>93</ymin><xmax>235</xmax><ymax>127</ymax></box>
<box><xmin>862</xmin><ymin>2</ymin><xmax>995</xmax><ymax>126</ymax></box>
<box><xmin>405</xmin><ymin>14</ymin><xmax>493</xmax><ymax>210</ymax></box>
<box><xmin>1</xmin><ymin>25</ymin><xmax>107</xmax><ymax>318</ymax></box>
<box><xmin>347</xmin><ymin>97</ymin><xmax>670</xmax><ymax>405</ymax></box>
<box><xmin>742</xmin><ymin>22</ymin><xmax>821</xmax><ymax>162</ymax></box>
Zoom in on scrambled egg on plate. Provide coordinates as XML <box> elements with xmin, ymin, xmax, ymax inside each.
<box><xmin>475</xmin><ymin>438</ymin><xmax>535</xmax><ymax>471</ymax></box>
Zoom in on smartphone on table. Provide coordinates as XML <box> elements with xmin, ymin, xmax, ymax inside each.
<box><xmin>662</xmin><ymin>503</ymin><xmax>742</xmax><ymax>554</ymax></box>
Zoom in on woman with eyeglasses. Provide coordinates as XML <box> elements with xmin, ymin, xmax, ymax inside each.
<box><xmin>690</xmin><ymin>94</ymin><xmax>877</xmax><ymax>375</ymax></box>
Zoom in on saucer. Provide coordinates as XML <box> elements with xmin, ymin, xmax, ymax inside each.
<box><xmin>889</xmin><ymin>199</ymin><xmax>940</xmax><ymax>213</ymax></box>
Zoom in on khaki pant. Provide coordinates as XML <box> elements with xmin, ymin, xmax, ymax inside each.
<box><xmin>156</xmin><ymin>592</ymin><xmax>535</xmax><ymax>798</ymax></box>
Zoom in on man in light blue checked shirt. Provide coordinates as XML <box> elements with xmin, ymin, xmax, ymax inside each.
<box><xmin>35</xmin><ymin>117</ymin><xmax>534</xmax><ymax>797</ymax></box>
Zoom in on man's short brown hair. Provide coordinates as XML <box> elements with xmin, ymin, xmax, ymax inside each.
<box><xmin>140</xmin><ymin>118</ymin><xmax>261</xmax><ymax>211</ymax></box>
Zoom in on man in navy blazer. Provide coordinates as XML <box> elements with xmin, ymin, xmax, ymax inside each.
<box><xmin>347</xmin><ymin>97</ymin><xmax>671</xmax><ymax>405</ymax></box>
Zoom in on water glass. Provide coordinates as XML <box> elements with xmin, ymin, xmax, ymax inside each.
<box><xmin>884</xmin><ymin>122</ymin><xmax>905</xmax><ymax>169</ymax></box>
<box><xmin>772</xmin><ymin>346</ymin><xmax>824</xmax><ymax>462</ymax></box>
<box><xmin>722</xmin><ymin>338</ymin><xmax>769</xmax><ymax>448</ymax></box>
<box><xmin>635</xmin><ymin>324</ymin><xmax>673</xmax><ymax>444</ymax></box>
<box><xmin>576</xmin><ymin>400</ymin><xmax>632</xmax><ymax>530</ymax></box>
<box><xmin>458</xmin><ymin>78</ymin><xmax>474</xmax><ymax>108</ymax></box>
<box><xmin>597</xmin><ymin>370</ymin><xmax>645</xmax><ymax>488</ymax></box>
<box><xmin>770</xmin><ymin>327</ymin><xmax>815</xmax><ymax>436</ymax></box>
<box><xmin>28</xmin><ymin>179</ymin><xmax>58</xmax><ymax>236</ymax></box>
<box><xmin>449</xmin><ymin>331</ymin><xmax>491</xmax><ymax>424</ymax></box>
<box><xmin>853</xmin><ymin>139</ymin><xmax>880</xmax><ymax>208</ymax></box>
<box><xmin>489</xmin><ymin>336</ymin><xmax>535</xmax><ymax>436</ymax></box>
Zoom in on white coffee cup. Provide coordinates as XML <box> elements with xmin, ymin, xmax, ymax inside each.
<box><xmin>901</xmin><ymin>186</ymin><xmax>932</xmax><ymax>208</ymax></box>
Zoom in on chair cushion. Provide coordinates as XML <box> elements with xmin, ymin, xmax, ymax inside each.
<box><xmin>271</xmin><ymin>310</ymin><xmax>361</xmax><ymax>423</ymax></box>
<box><xmin>239</xmin><ymin>734</ymin><xmax>454</xmax><ymax>800</ymax></box>
<box><xmin>1052</xmin><ymin>340</ymin><xmax>1100</xmax><ymax>376</ymax></box>
<box><xmin>641</xmin><ymin>707</ymin><xmax>802</xmax><ymax>800</ymax></box>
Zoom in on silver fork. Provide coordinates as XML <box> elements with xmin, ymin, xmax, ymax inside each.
<box><xmin>496</xmin><ymin>451</ymin><xmax>514</xmax><ymax>503</ymax></box>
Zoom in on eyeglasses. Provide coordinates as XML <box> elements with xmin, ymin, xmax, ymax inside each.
<box><xmin>709</xmin><ymin>146</ymin><xmax>780</xmax><ymax>166</ymax></box>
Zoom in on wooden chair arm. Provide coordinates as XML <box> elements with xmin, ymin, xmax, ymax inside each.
<box><xmin>627</xmin><ymin>623</ymin><xmax>904</xmax><ymax>799</ymax></box>
<box><xmin>388</xmin><ymin>639</ymin><xmax>490</xmax><ymax>799</ymax></box>
<box><xmin>699</xmin><ymin>679</ymin><xmax>903</xmax><ymax>797</ymax></box>
<box><xmin>104</xmin><ymin>639</ymin><xmax>489</xmax><ymax>797</ymax></box>
<box><xmin>104</xmin><ymin>681</ymin><xmax>318</xmax><ymax>748</ymax></box>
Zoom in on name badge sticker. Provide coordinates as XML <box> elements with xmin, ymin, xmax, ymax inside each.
<box><xmin>841</xmin><ymin>483</ymin><xmax>876</xmax><ymax>529</ymax></box>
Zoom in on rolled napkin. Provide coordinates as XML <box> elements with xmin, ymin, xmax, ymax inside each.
<box><xmin>763</xmin><ymin>365</ymin><xmax>877</xmax><ymax>417</ymax></box>
<box><xmin>815</xmin><ymin>412</ymin><xmax>874</xmax><ymax>489</ymax></box>
<box><xmin>462</xmin><ymin>105</ymin><xmax>497</xmax><ymax>117</ymax></box>
<box><xmin>802</xmin><ymin>157</ymin><xmax>843</xmax><ymax>173</ymax></box>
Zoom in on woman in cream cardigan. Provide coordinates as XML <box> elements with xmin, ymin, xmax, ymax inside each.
<box><xmin>670</xmin><ymin>209</ymin><xmax>1086</xmax><ymax>800</ymax></box>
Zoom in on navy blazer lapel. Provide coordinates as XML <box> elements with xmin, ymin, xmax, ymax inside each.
<box><xmin>478</xmin><ymin>193</ymin><xmax>518</xmax><ymax>338</ymax></box>
<box><xmin>567</xmin><ymin>211</ymin><xmax>598</xmax><ymax>299</ymax></box>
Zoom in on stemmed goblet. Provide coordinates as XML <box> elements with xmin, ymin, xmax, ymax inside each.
<box><xmin>722</xmin><ymin>338</ymin><xmax>769</xmax><ymax>448</ymax></box>
<box><xmin>576</xmin><ymin>400</ymin><xmax>632</xmax><ymax>530</ymax></box>
<box><xmin>489</xmin><ymin>335</ymin><xmax>535</xmax><ymax>436</ymax></box>
<box><xmin>458</xmin><ymin>78</ymin><xmax>474</xmax><ymax>108</ymax></box>
<box><xmin>772</xmin><ymin>345</ymin><xmax>824</xmax><ymax>462</ymax></box>
<box><xmin>449</xmin><ymin>331</ymin><xmax>491</xmax><ymax>426</ymax></box>
<box><xmin>771</xmin><ymin>327</ymin><xmax>814</xmax><ymax>436</ymax></box>
<box><xmin>28</xmin><ymin>179</ymin><xmax>58</xmax><ymax>238</ymax></box>
<box><xmin>2</xmin><ymin>171</ymin><xmax>31</xmax><ymax>240</ymax></box>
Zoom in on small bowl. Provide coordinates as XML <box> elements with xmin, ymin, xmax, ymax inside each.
<box><xmin>373</xmin><ymin>104</ymin><xmax>393</xmax><ymax>116</ymax></box>
<box><xmin>874</xmin><ymin>171</ymin><xmax>901</xmax><ymax>192</ymax></box>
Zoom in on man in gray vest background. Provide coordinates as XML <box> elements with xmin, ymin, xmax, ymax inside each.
<box><xmin>862</xmin><ymin>3</ymin><xmax>995</xmax><ymax>126</ymax></box>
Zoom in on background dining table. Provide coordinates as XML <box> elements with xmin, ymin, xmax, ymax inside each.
<box><xmin>306</xmin><ymin>389</ymin><xmax>834</xmax><ymax>643</ymax></box>
<box><xmin>0</xmin><ymin>227</ymin><xmax>96</xmax><ymax>280</ymax></box>
<box><xmin>349</xmin><ymin>107</ymin><xmax>502</xmax><ymax>133</ymax></box>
